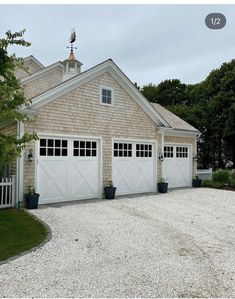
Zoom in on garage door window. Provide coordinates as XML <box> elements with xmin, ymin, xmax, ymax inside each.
<box><xmin>73</xmin><ymin>140</ymin><xmax>97</xmax><ymax>157</ymax></box>
<box><xmin>176</xmin><ymin>146</ymin><xmax>188</xmax><ymax>158</ymax></box>
<box><xmin>40</xmin><ymin>139</ymin><xmax>68</xmax><ymax>156</ymax></box>
<box><xmin>136</xmin><ymin>144</ymin><xmax>152</xmax><ymax>158</ymax></box>
<box><xmin>164</xmin><ymin>146</ymin><xmax>173</xmax><ymax>158</ymax></box>
<box><xmin>113</xmin><ymin>143</ymin><xmax>132</xmax><ymax>157</ymax></box>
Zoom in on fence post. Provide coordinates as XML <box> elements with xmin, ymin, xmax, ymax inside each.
<box><xmin>11</xmin><ymin>175</ymin><xmax>16</xmax><ymax>208</ymax></box>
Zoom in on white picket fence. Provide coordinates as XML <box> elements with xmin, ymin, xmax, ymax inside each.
<box><xmin>0</xmin><ymin>175</ymin><xmax>16</xmax><ymax>209</ymax></box>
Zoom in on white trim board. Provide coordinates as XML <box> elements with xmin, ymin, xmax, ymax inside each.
<box><xmin>159</xmin><ymin>128</ymin><xmax>200</xmax><ymax>137</ymax></box>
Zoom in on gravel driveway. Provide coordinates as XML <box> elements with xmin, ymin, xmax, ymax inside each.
<box><xmin>0</xmin><ymin>188</ymin><xmax>235</xmax><ymax>298</ymax></box>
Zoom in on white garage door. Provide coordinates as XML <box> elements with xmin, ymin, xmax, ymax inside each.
<box><xmin>112</xmin><ymin>140</ymin><xmax>156</xmax><ymax>195</ymax></box>
<box><xmin>37</xmin><ymin>137</ymin><xmax>100</xmax><ymax>204</ymax></box>
<box><xmin>162</xmin><ymin>145</ymin><xmax>192</xmax><ymax>188</ymax></box>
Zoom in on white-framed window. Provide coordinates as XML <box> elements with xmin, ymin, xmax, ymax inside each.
<box><xmin>39</xmin><ymin>138</ymin><xmax>68</xmax><ymax>157</ymax></box>
<box><xmin>136</xmin><ymin>144</ymin><xmax>152</xmax><ymax>158</ymax></box>
<box><xmin>100</xmin><ymin>86</ymin><xmax>114</xmax><ymax>106</ymax></box>
<box><xmin>73</xmin><ymin>140</ymin><xmax>97</xmax><ymax>157</ymax></box>
<box><xmin>164</xmin><ymin>146</ymin><xmax>173</xmax><ymax>158</ymax></box>
<box><xmin>176</xmin><ymin>146</ymin><xmax>188</xmax><ymax>158</ymax></box>
<box><xmin>113</xmin><ymin>142</ymin><xmax>132</xmax><ymax>157</ymax></box>
<box><xmin>68</xmin><ymin>62</ymin><xmax>75</xmax><ymax>72</ymax></box>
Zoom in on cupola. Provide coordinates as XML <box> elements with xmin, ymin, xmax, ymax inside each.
<box><xmin>62</xmin><ymin>29</ymin><xmax>82</xmax><ymax>82</ymax></box>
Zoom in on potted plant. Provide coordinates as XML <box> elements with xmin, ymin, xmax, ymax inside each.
<box><xmin>104</xmin><ymin>180</ymin><xmax>116</xmax><ymax>199</ymax></box>
<box><xmin>25</xmin><ymin>186</ymin><xmax>40</xmax><ymax>209</ymax></box>
<box><xmin>158</xmin><ymin>178</ymin><xmax>168</xmax><ymax>193</ymax></box>
<box><xmin>192</xmin><ymin>176</ymin><xmax>202</xmax><ymax>187</ymax></box>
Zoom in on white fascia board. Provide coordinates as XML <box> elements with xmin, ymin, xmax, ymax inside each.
<box><xmin>21</xmin><ymin>62</ymin><xmax>63</xmax><ymax>84</ymax></box>
<box><xmin>24</xmin><ymin>55</ymin><xmax>45</xmax><ymax>69</ymax></box>
<box><xmin>159</xmin><ymin>127</ymin><xmax>200</xmax><ymax>137</ymax></box>
<box><xmin>27</xmin><ymin>60</ymin><xmax>169</xmax><ymax>127</ymax></box>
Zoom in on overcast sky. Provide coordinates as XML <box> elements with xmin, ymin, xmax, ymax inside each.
<box><xmin>1</xmin><ymin>5</ymin><xmax>235</xmax><ymax>86</ymax></box>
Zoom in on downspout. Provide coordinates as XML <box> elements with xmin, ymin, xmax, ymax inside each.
<box><xmin>16</xmin><ymin>121</ymin><xmax>24</xmax><ymax>209</ymax></box>
<box><xmin>16</xmin><ymin>121</ymin><xmax>20</xmax><ymax>208</ymax></box>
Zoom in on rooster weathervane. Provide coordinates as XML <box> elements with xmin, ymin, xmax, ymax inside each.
<box><xmin>67</xmin><ymin>28</ymin><xmax>77</xmax><ymax>56</ymax></box>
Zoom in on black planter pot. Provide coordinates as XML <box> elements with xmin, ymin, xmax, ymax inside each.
<box><xmin>158</xmin><ymin>182</ymin><xmax>168</xmax><ymax>193</ymax></box>
<box><xmin>26</xmin><ymin>193</ymin><xmax>40</xmax><ymax>209</ymax></box>
<box><xmin>192</xmin><ymin>179</ymin><xmax>202</xmax><ymax>187</ymax></box>
<box><xmin>104</xmin><ymin>187</ymin><xmax>116</xmax><ymax>199</ymax></box>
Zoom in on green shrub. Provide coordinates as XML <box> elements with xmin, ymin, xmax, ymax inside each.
<box><xmin>230</xmin><ymin>178</ymin><xmax>235</xmax><ymax>188</ymax></box>
<box><xmin>202</xmin><ymin>180</ymin><xmax>224</xmax><ymax>189</ymax></box>
<box><xmin>212</xmin><ymin>170</ymin><xmax>231</xmax><ymax>184</ymax></box>
<box><xmin>202</xmin><ymin>179</ymin><xmax>212</xmax><ymax>187</ymax></box>
<box><xmin>231</xmin><ymin>172</ymin><xmax>235</xmax><ymax>180</ymax></box>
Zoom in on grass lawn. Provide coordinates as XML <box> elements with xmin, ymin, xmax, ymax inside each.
<box><xmin>0</xmin><ymin>209</ymin><xmax>48</xmax><ymax>262</ymax></box>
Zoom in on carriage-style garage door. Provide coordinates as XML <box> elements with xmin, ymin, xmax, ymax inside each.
<box><xmin>112</xmin><ymin>140</ymin><xmax>156</xmax><ymax>195</ymax></box>
<box><xmin>37</xmin><ymin>137</ymin><xmax>100</xmax><ymax>204</ymax></box>
<box><xmin>162</xmin><ymin>144</ymin><xmax>192</xmax><ymax>188</ymax></box>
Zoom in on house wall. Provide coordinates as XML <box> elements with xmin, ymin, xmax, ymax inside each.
<box><xmin>0</xmin><ymin>123</ymin><xmax>17</xmax><ymax>177</ymax></box>
<box><xmin>23</xmin><ymin>68</ymin><xmax>63</xmax><ymax>99</ymax></box>
<box><xmin>23</xmin><ymin>71</ymin><xmax>163</xmax><ymax>191</ymax></box>
<box><xmin>23</xmin><ymin>71</ymin><xmax>197</xmax><ymax>197</ymax></box>
<box><xmin>15</xmin><ymin>60</ymin><xmax>42</xmax><ymax>80</ymax></box>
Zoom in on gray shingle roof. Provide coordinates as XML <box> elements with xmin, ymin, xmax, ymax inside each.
<box><xmin>151</xmin><ymin>102</ymin><xmax>199</xmax><ymax>132</ymax></box>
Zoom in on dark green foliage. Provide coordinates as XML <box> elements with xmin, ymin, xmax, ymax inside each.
<box><xmin>0</xmin><ymin>209</ymin><xmax>47</xmax><ymax>261</ymax></box>
<box><xmin>202</xmin><ymin>180</ymin><xmax>224</xmax><ymax>189</ymax></box>
<box><xmin>141</xmin><ymin>60</ymin><xmax>235</xmax><ymax>169</ymax></box>
<box><xmin>0</xmin><ymin>30</ymin><xmax>38</xmax><ymax>169</ymax></box>
<box><xmin>141</xmin><ymin>79</ymin><xmax>188</xmax><ymax>106</ymax></box>
<box><xmin>202</xmin><ymin>170</ymin><xmax>235</xmax><ymax>189</ymax></box>
<box><xmin>230</xmin><ymin>178</ymin><xmax>235</xmax><ymax>188</ymax></box>
<box><xmin>212</xmin><ymin>170</ymin><xmax>231</xmax><ymax>184</ymax></box>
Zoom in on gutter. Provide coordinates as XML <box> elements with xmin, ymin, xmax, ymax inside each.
<box><xmin>158</xmin><ymin>127</ymin><xmax>201</xmax><ymax>137</ymax></box>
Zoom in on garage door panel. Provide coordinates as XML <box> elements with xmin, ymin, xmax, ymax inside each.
<box><xmin>162</xmin><ymin>145</ymin><xmax>191</xmax><ymax>188</ymax></box>
<box><xmin>113</xmin><ymin>141</ymin><xmax>156</xmax><ymax>196</ymax></box>
<box><xmin>69</xmin><ymin>160</ymin><xmax>99</xmax><ymax>198</ymax></box>
<box><xmin>37</xmin><ymin>137</ymin><xmax>100</xmax><ymax>204</ymax></box>
<box><xmin>135</xmin><ymin>160</ymin><xmax>154</xmax><ymax>192</ymax></box>
<box><xmin>113</xmin><ymin>159</ymin><xmax>134</xmax><ymax>194</ymax></box>
<box><xmin>38</xmin><ymin>160</ymin><xmax>68</xmax><ymax>201</ymax></box>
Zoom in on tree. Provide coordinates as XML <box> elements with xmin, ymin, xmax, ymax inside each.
<box><xmin>141</xmin><ymin>79</ymin><xmax>188</xmax><ymax>106</ymax></box>
<box><xmin>141</xmin><ymin>60</ymin><xmax>235</xmax><ymax>169</ymax></box>
<box><xmin>0</xmin><ymin>30</ymin><xmax>37</xmax><ymax>170</ymax></box>
<box><xmin>224</xmin><ymin>103</ymin><xmax>235</xmax><ymax>166</ymax></box>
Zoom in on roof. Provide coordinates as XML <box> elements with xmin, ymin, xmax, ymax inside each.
<box><xmin>20</xmin><ymin>56</ymin><xmax>199</xmax><ymax>136</ymax></box>
<box><xmin>21</xmin><ymin>61</ymin><xmax>63</xmax><ymax>84</ymax></box>
<box><xmin>151</xmin><ymin>102</ymin><xmax>199</xmax><ymax>132</ymax></box>
<box><xmin>24</xmin><ymin>55</ymin><xmax>45</xmax><ymax>70</ymax></box>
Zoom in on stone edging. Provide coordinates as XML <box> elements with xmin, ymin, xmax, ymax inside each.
<box><xmin>0</xmin><ymin>209</ymin><xmax>52</xmax><ymax>266</ymax></box>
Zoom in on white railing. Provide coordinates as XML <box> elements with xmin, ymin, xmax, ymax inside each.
<box><xmin>0</xmin><ymin>175</ymin><xmax>16</xmax><ymax>209</ymax></box>
<box><xmin>197</xmin><ymin>168</ymin><xmax>213</xmax><ymax>180</ymax></box>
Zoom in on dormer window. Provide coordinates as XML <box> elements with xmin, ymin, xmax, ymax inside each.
<box><xmin>100</xmin><ymin>86</ymin><xmax>114</xmax><ymax>106</ymax></box>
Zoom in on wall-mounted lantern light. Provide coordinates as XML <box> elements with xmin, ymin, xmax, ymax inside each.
<box><xmin>159</xmin><ymin>153</ymin><xmax>164</xmax><ymax>162</ymax></box>
<box><xmin>193</xmin><ymin>154</ymin><xmax>198</xmax><ymax>161</ymax></box>
<box><xmin>28</xmin><ymin>149</ymin><xmax>33</xmax><ymax>162</ymax></box>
